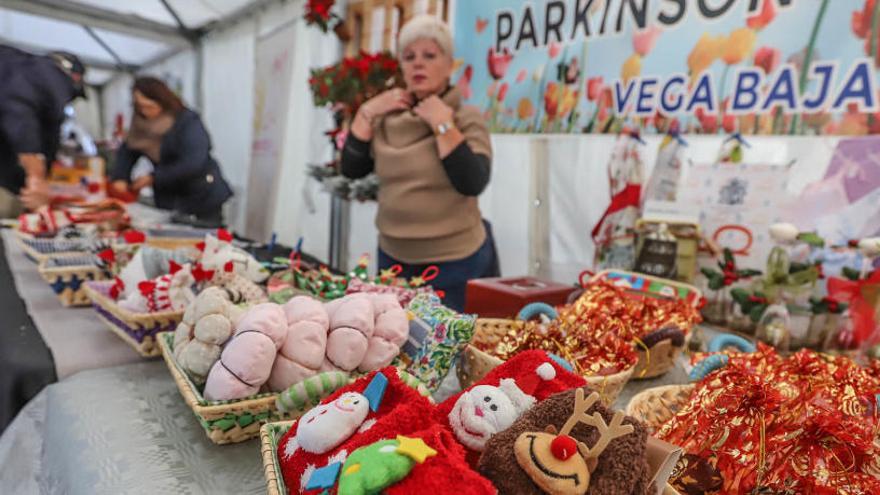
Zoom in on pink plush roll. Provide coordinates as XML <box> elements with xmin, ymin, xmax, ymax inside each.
<box><xmin>203</xmin><ymin>303</ymin><xmax>287</xmax><ymax>401</ymax></box>
<box><xmin>267</xmin><ymin>297</ymin><xmax>332</xmax><ymax>391</ymax></box>
<box><xmin>358</xmin><ymin>295</ymin><xmax>410</xmax><ymax>372</ymax></box>
<box><xmin>325</xmin><ymin>294</ymin><xmax>375</xmax><ymax>371</ymax></box>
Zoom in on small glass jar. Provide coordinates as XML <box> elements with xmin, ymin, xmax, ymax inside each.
<box><xmin>756</xmin><ymin>303</ymin><xmax>792</xmax><ymax>352</ymax></box>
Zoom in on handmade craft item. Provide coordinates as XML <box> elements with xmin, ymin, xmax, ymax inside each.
<box><xmin>277</xmin><ymin>369</ymin><xmax>495</xmax><ymax>495</ymax></box>
<box><xmin>173</xmin><ymin>287</ymin><xmax>248</xmax><ymax>385</ymax></box>
<box><xmin>479</xmin><ymin>387</ymin><xmax>651</xmax><ymax>495</ymax></box>
<box><xmin>436</xmin><ymin>350</ymin><xmax>586</xmax><ymax>457</ymax></box>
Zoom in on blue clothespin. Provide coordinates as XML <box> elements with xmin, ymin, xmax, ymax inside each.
<box><xmin>669</xmin><ymin>129</ymin><xmax>688</xmax><ymax>147</ymax></box>
<box><xmin>267</xmin><ymin>232</ymin><xmax>277</xmax><ymax>252</ymax></box>
<box><xmin>628</xmin><ymin>129</ymin><xmax>647</xmax><ymax>146</ymax></box>
<box><xmin>726</xmin><ymin>132</ymin><xmax>751</xmax><ymax>148</ymax></box>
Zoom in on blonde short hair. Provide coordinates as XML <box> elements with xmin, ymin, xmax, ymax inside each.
<box><xmin>397</xmin><ymin>15</ymin><xmax>453</xmax><ymax>58</ymax></box>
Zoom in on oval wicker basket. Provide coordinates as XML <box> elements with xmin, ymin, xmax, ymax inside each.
<box><xmin>625</xmin><ymin>384</ymin><xmax>695</xmax><ymax>434</ymax></box>
<box><xmin>457</xmin><ymin>318</ymin><xmax>635</xmax><ymax>407</ymax></box>
<box><xmin>589</xmin><ymin>270</ymin><xmax>702</xmax><ymax>380</ymax></box>
<box><xmin>84</xmin><ymin>280</ymin><xmax>183</xmax><ymax>357</ymax></box>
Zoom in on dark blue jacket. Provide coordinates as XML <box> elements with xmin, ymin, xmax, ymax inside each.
<box><xmin>112</xmin><ymin>109</ymin><xmax>233</xmax><ymax>215</ymax></box>
<box><xmin>0</xmin><ymin>45</ymin><xmax>77</xmax><ymax>193</ymax></box>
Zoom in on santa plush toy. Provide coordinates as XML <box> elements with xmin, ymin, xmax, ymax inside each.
<box><xmin>437</xmin><ymin>350</ymin><xmax>587</xmax><ymax>459</ymax></box>
<box><xmin>278</xmin><ymin>368</ymin><xmax>494</xmax><ymax>495</ymax></box>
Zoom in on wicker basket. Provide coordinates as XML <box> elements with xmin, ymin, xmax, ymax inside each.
<box><xmin>457</xmin><ymin>318</ymin><xmax>635</xmax><ymax>407</ymax></box>
<box><xmin>261</xmin><ymin>421</ymin><xmax>294</xmax><ymax>495</ymax></box>
<box><xmin>590</xmin><ymin>270</ymin><xmax>702</xmax><ymax>380</ymax></box>
<box><xmin>159</xmin><ymin>332</ymin><xmax>430</xmax><ymax>445</ymax></box>
<box><xmin>15</xmin><ymin>232</ymin><xmax>91</xmax><ymax>264</ymax></box>
<box><xmin>625</xmin><ymin>384</ymin><xmax>695</xmax><ymax>433</ymax></box>
<box><xmin>37</xmin><ymin>256</ymin><xmax>106</xmax><ymax>307</ymax></box>
<box><xmin>83</xmin><ymin>280</ymin><xmax>183</xmax><ymax>357</ymax></box>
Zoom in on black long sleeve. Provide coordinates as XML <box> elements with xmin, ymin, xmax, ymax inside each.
<box><xmin>340</xmin><ymin>134</ymin><xmax>490</xmax><ymax>196</ymax></box>
<box><xmin>441</xmin><ymin>142</ymin><xmax>491</xmax><ymax>196</ymax></box>
<box><xmin>340</xmin><ymin>133</ymin><xmax>374</xmax><ymax>179</ymax></box>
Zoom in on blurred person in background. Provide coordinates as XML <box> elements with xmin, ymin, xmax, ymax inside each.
<box><xmin>0</xmin><ymin>46</ymin><xmax>87</xmax><ymax>216</ymax></box>
<box><xmin>111</xmin><ymin>76</ymin><xmax>232</xmax><ymax>228</ymax></box>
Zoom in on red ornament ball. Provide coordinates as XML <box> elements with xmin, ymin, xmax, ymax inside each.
<box><xmin>550</xmin><ymin>434</ymin><xmax>578</xmax><ymax>460</ymax></box>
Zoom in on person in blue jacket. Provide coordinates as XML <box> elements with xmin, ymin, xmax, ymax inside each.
<box><xmin>0</xmin><ymin>46</ymin><xmax>87</xmax><ymax>215</ymax></box>
<box><xmin>111</xmin><ymin>76</ymin><xmax>232</xmax><ymax>228</ymax></box>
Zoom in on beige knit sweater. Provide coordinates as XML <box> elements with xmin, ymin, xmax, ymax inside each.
<box><xmin>371</xmin><ymin>87</ymin><xmax>492</xmax><ymax>263</ymax></box>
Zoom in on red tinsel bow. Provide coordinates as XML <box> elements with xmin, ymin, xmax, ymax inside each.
<box><xmin>109</xmin><ymin>277</ymin><xmax>125</xmax><ymax>300</ymax></box>
<box><xmin>217</xmin><ymin>229</ymin><xmax>233</xmax><ymax>243</ymax></box>
<box><xmin>97</xmin><ymin>248</ymin><xmax>115</xmax><ymax>263</ymax></box>
<box><xmin>192</xmin><ymin>264</ymin><xmax>215</xmax><ymax>283</ymax></box>
<box><xmin>138</xmin><ymin>281</ymin><xmax>156</xmax><ymax>297</ymax></box>
<box><xmin>827</xmin><ymin>270</ymin><xmax>880</xmax><ymax>345</ymax></box>
<box><xmin>168</xmin><ymin>260</ymin><xmax>182</xmax><ymax>275</ymax></box>
<box><xmin>123</xmin><ymin>230</ymin><xmax>146</xmax><ymax>244</ymax></box>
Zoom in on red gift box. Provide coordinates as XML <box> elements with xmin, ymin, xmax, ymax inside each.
<box><xmin>464</xmin><ymin>276</ymin><xmax>576</xmax><ymax>318</ymax></box>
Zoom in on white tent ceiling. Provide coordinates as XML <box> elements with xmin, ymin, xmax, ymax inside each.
<box><xmin>0</xmin><ymin>0</ymin><xmax>268</xmax><ymax>85</ymax></box>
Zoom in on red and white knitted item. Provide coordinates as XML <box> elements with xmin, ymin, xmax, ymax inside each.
<box><xmin>277</xmin><ymin>368</ymin><xmax>495</xmax><ymax>495</ymax></box>
<box><xmin>120</xmin><ymin>261</ymin><xmax>196</xmax><ymax>313</ymax></box>
<box><xmin>345</xmin><ymin>278</ymin><xmax>436</xmax><ymax>307</ymax></box>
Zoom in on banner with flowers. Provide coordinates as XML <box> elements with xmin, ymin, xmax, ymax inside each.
<box><xmin>453</xmin><ymin>0</ymin><xmax>880</xmax><ymax>135</ymax></box>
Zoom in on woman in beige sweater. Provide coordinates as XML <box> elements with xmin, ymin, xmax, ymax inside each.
<box><xmin>341</xmin><ymin>15</ymin><xmax>498</xmax><ymax>311</ymax></box>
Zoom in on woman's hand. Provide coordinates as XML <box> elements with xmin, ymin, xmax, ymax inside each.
<box><xmin>350</xmin><ymin>89</ymin><xmax>413</xmax><ymax>141</ymax></box>
<box><xmin>19</xmin><ymin>176</ymin><xmax>50</xmax><ymax>211</ymax></box>
<box><xmin>111</xmin><ymin>180</ymin><xmax>129</xmax><ymax>195</ymax></box>
<box><xmin>131</xmin><ymin>175</ymin><xmax>154</xmax><ymax>192</ymax></box>
<box><xmin>412</xmin><ymin>95</ymin><xmax>454</xmax><ymax>130</ymax></box>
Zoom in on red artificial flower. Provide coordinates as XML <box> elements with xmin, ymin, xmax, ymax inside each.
<box><xmin>586</xmin><ymin>76</ymin><xmax>604</xmax><ymax>101</ymax></box>
<box><xmin>224</xmin><ymin>261</ymin><xmax>234</xmax><ymax>273</ymax></box>
<box><xmin>746</xmin><ymin>0</ymin><xmax>776</xmax><ymax>30</ymax></box>
<box><xmin>753</xmin><ymin>46</ymin><xmax>781</xmax><ymax>74</ymax></box>
<box><xmin>217</xmin><ymin>228</ymin><xmax>233</xmax><ymax>242</ymax></box>
<box><xmin>487</xmin><ymin>47</ymin><xmax>513</xmax><ymax>80</ymax></box>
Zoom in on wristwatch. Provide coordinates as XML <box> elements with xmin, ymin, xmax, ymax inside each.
<box><xmin>435</xmin><ymin>121</ymin><xmax>456</xmax><ymax>136</ymax></box>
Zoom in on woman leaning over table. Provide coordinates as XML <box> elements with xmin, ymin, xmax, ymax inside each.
<box><xmin>341</xmin><ymin>15</ymin><xmax>499</xmax><ymax>312</ymax></box>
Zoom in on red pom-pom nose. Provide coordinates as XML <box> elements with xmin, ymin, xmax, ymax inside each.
<box><xmin>551</xmin><ymin>435</ymin><xmax>578</xmax><ymax>460</ymax></box>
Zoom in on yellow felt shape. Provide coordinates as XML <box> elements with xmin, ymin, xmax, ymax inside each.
<box><xmin>395</xmin><ymin>435</ymin><xmax>437</xmax><ymax>464</ymax></box>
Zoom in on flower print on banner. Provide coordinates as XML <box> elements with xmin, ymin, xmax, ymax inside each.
<box><xmin>516</xmin><ymin>69</ymin><xmax>527</xmax><ymax>83</ymax></box>
<box><xmin>517</xmin><ymin>98</ymin><xmax>535</xmax><ymax>120</ymax></box>
<box><xmin>632</xmin><ymin>26</ymin><xmax>661</xmax><ymax>56</ymax></box>
<box><xmin>497</xmin><ymin>82</ymin><xmax>509</xmax><ymax>103</ymax></box>
<box><xmin>722</xmin><ymin>28</ymin><xmax>757</xmax><ymax>65</ymax></box>
<box><xmin>456</xmin><ymin>65</ymin><xmax>473</xmax><ymax>100</ymax></box>
<box><xmin>621</xmin><ymin>53</ymin><xmax>641</xmax><ymax>83</ymax></box>
<box><xmin>753</xmin><ymin>46</ymin><xmax>781</xmax><ymax>74</ymax></box>
<box><xmin>746</xmin><ymin>0</ymin><xmax>777</xmax><ymax>30</ymax></box>
<box><xmin>687</xmin><ymin>33</ymin><xmax>724</xmax><ymax>79</ymax></box>
<box><xmin>487</xmin><ymin>47</ymin><xmax>513</xmax><ymax>80</ymax></box>
<box><xmin>586</xmin><ymin>76</ymin><xmax>604</xmax><ymax>101</ymax></box>
<box><xmin>852</xmin><ymin>0</ymin><xmax>880</xmax><ymax>67</ymax></box>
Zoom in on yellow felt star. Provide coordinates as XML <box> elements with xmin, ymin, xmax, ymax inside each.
<box><xmin>395</xmin><ymin>436</ymin><xmax>437</xmax><ymax>464</ymax></box>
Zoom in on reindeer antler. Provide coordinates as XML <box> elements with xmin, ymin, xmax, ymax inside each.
<box><xmin>560</xmin><ymin>388</ymin><xmax>601</xmax><ymax>436</ymax></box>
<box><xmin>582</xmin><ymin>409</ymin><xmax>634</xmax><ymax>460</ymax></box>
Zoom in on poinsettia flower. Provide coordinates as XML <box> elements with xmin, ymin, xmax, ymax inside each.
<box><xmin>753</xmin><ymin>46</ymin><xmax>781</xmax><ymax>74</ymax></box>
<box><xmin>487</xmin><ymin>47</ymin><xmax>513</xmax><ymax>80</ymax></box>
<box><xmin>746</xmin><ymin>0</ymin><xmax>776</xmax><ymax>30</ymax></box>
<box><xmin>632</xmin><ymin>25</ymin><xmax>661</xmax><ymax>56</ymax></box>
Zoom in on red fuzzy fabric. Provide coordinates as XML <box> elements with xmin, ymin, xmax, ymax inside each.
<box><xmin>277</xmin><ymin>368</ymin><xmax>493</xmax><ymax>494</ymax></box>
<box><xmin>385</xmin><ymin>425</ymin><xmax>495</xmax><ymax>495</ymax></box>
<box><xmin>434</xmin><ymin>350</ymin><xmax>587</xmax><ymax>464</ymax></box>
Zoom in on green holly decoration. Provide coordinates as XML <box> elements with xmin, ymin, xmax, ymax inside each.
<box><xmin>796</xmin><ymin>232</ymin><xmax>825</xmax><ymax>248</ymax></box>
<box><xmin>702</xmin><ymin>248</ymin><xmax>762</xmax><ymax>291</ymax></box>
<box><xmin>843</xmin><ymin>266</ymin><xmax>862</xmax><ymax>281</ymax></box>
<box><xmin>809</xmin><ymin>297</ymin><xmax>847</xmax><ymax>315</ymax></box>
<box><xmin>338</xmin><ymin>439</ymin><xmax>415</xmax><ymax>495</ymax></box>
<box><xmin>730</xmin><ymin>288</ymin><xmax>770</xmax><ymax>323</ymax></box>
